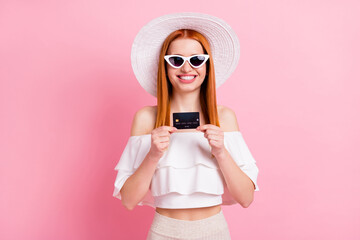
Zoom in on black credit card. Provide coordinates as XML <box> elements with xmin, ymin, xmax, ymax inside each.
<box><xmin>173</xmin><ymin>112</ymin><xmax>200</xmax><ymax>129</ymax></box>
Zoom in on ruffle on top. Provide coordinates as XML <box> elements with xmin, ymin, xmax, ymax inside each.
<box><xmin>113</xmin><ymin>131</ymin><xmax>259</xmax><ymax>209</ymax></box>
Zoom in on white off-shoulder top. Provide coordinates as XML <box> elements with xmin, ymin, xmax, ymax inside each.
<box><xmin>113</xmin><ymin>131</ymin><xmax>259</xmax><ymax>209</ymax></box>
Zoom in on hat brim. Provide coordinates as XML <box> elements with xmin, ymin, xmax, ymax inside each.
<box><xmin>131</xmin><ymin>12</ymin><xmax>240</xmax><ymax>97</ymax></box>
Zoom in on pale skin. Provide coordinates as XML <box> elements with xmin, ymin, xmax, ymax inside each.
<box><xmin>120</xmin><ymin>38</ymin><xmax>256</xmax><ymax>220</ymax></box>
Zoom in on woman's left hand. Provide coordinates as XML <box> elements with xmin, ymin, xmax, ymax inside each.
<box><xmin>196</xmin><ymin>124</ymin><xmax>227</xmax><ymax>158</ymax></box>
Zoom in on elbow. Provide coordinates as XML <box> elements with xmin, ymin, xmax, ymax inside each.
<box><xmin>124</xmin><ymin>204</ymin><xmax>136</xmax><ymax>211</ymax></box>
<box><xmin>240</xmin><ymin>181</ymin><xmax>256</xmax><ymax>208</ymax></box>
<box><xmin>120</xmin><ymin>194</ymin><xmax>136</xmax><ymax>211</ymax></box>
<box><xmin>119</xmin><ymin>188</ymin><xmax>136</xmax><ymax>210</ymax></box>
<box><xmin>238</xmin><ymin>192</ymin><xmax>254</xmax><ymax>208</ymax></box>
<box><xmin>240</xmin><ymin>198</ymin><xmax>253</xmax><ymax>208</ymax></box>
<box><xmin>121</xmin><ymin>199</ymin><xmax>136</xmax><ymax>211</ymax></box>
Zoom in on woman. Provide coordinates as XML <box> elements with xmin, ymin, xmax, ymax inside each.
<box><xmin>113</xmin><ymin>12</ymin><xmax>260</xmax><ymax>239</ymax></box>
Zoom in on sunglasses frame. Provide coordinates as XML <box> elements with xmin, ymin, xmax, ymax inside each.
<box><xmin>164</xmin><ymin>54</ymin><xmax>209</xmax><ymax>69</ymax></box>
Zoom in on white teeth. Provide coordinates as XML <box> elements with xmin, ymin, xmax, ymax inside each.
<box><xmin>179</xmin><ymin>76</ymin><xmax>196</xmax><ymax>80</ymax></box>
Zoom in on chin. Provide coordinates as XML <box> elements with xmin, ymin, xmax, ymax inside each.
<box><xmin>175</xmin><ymin>86</ymin><xmax>202</xmax><ymax>94</ymax></box>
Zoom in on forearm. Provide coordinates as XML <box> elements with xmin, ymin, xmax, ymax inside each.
<box><xmin>216</xmin><ymin>149</ymin><xmax>255</xmax><ymax>208</ymax></box>
<box><xmin>120</xmin><ymin>152</ymin><xmax>159</xmax><ymax>210</ymax></box>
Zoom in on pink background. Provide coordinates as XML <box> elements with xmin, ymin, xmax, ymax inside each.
<box><xmin>1</xmin><ymin>0</ymin><xmax>359</xmax><ymax>239</ymax></box>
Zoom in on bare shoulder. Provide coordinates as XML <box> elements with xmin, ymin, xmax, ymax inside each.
<box><xmin>130</xmin><ymin>105</ymin><xmax>157</xmax><ymax>136</ymax></box>
<box><xmin>217</xmin><ymin>105</ymin><xmax>240</xmax><ymax>132</ymax></box>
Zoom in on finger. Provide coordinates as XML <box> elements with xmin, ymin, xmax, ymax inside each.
<box><xmin>159</xmin><ymin>142</ymin><xmax>169</xmax><ymax>150</ymax></box>
<box><xmin>204</xmin><ymin>130</ymin><xmax>223</xmax><ymax>139</ymax></box>
<box><xmin>204</xmin><ymin>129</ymin><xmax>222</xmax><ymax>137</ymax></box>
<box><xmin>161</xmin><ymin>125</ymin><xmax>177</xmax><ymax>132</ymax></box>
<box><xmin>206</xmin><ymin>134</ymin><xmax>223</xmax><ymax>141</ymax></box>
<box><xmin>197</xmin><ymin>124</ymin><xmax>219</xmax><ymax>132</ymax></box>
<box><xmin>153</xmin><ymin>126</ymin><xmax>177</xmax><ymax>134</ymax></box>
<box><xmin>153</xmin><ymin>127</ymin><xmax>177</xmax><ymax>137</ymax></box>
<box><xmin>169</xmin><ymin>127</ymin><xmax>178</xmax><ymax>133</ymax></box>
<box><xmin>209</xmin><ymin>139</ymin><xmax>222</xmax><ymax>147</ymax></box>
<box><xmin>154</xmin><ymin>135</ymin><xmax>170</xmax><ymax>143</ymax></box>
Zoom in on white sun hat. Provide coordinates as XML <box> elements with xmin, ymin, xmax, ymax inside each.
<box><xmin>131</xmin><ymin>12</ymin><xmax>240</xmax><ymax>97</ymax></box>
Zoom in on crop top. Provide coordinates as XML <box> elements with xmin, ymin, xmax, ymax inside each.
<box><xmin>113</xmin><ymin>131</ymin><xmax>259</xmax><ymax>209</ymax></box>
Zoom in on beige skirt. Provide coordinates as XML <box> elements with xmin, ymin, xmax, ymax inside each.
<box><xmin>146</xmin><ymin>209</ymin><xmax>231</xmax><ymax>240</ymax></box>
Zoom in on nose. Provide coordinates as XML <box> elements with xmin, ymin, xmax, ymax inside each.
<box><xmin>181</xmin><ymin>60</ymin><xmax>192</xmax><ymax>72</ymax></box>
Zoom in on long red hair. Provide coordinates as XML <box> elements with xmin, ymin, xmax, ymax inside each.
<box><xmin>154</xmin><ymin>29</ymin><xmax>220</xmax><ymax>129</ymax></box>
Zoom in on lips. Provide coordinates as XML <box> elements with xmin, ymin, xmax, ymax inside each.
<box><xmin>178</xmin><ymin>75</ymin><xmax>196</xmax><ymax>80</ymax></box>
<box><xmin>177</xmin><ymin>75</ymin><xmax>197</xmax><ymax>84</ymax></box>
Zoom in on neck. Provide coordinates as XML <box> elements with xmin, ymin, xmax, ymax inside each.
<box><xmin>170</xmin><ymin>89</ymin><xmax>202</xmax><ymax>112</ymax></box>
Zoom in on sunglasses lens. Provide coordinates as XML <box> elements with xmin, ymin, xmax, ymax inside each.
<box><xmin>168</xmin><ymin>56</ymin><xmax>184</xmax><ymax>67</ymax></box>
<box><xmin>190</xmin><ymin>55</ymin><xmax>206</xmax><ymax>67</ymax></box>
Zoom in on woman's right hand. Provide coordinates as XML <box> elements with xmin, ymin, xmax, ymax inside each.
<box><xmin>148</xmin><ymin>126</ymin><xmax>177</xmax><ymax>160</ymax></box>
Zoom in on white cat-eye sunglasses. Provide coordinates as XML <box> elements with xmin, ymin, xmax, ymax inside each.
<box><xmin>164</xmin><ymin>54</ymin><xmax>209</xmax><ymax>69</ymax></box>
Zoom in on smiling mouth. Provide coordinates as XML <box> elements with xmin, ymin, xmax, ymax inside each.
<box><xmin>177</xmin><ymin>75</ymin><xmax>197</xmax><ymax>80</ymax></box>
